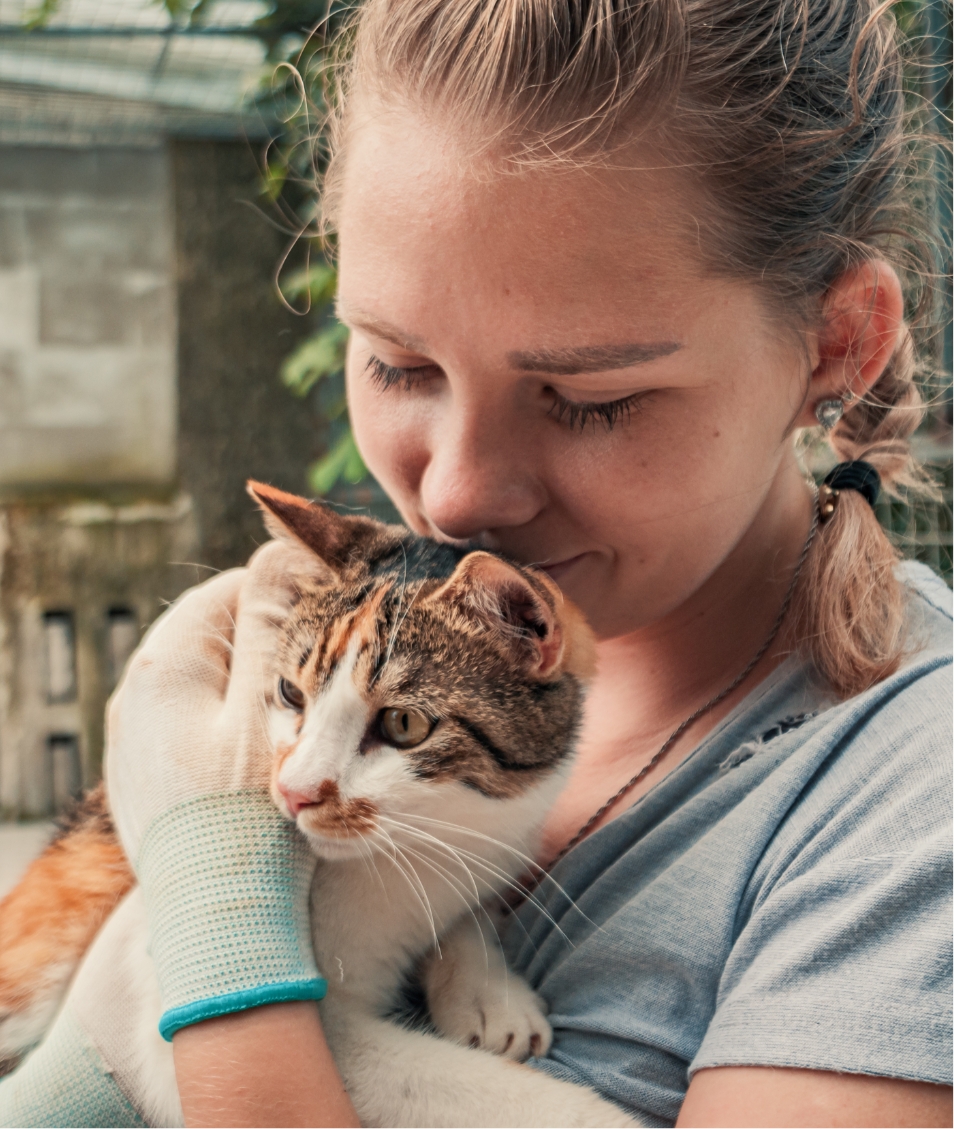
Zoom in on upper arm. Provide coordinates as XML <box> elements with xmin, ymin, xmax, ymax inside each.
<box><xmin>677</xmin><ymin>1066</ymin><xmax>953</xmax><ymax>1128</ymax></box>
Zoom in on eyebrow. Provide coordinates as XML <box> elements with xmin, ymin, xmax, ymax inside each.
<box><xmin>336</xmin><ymin>306</ymin><xmax>429</xmax><ymax>353</ymax></box>
<box><xmin>339</xmin><ymin>303</ymin><xmax>683</xmax><ymax>375</ymax></box>
<box><xmin>506</xmin><ymin>342</ymin><xmax>682</xmax><ymax>375</ymax></box>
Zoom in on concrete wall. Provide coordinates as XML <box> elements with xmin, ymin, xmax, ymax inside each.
<box><xmin>0</xmin><ymin>147</ymin><xmax>177</xmax><ymax>489</ymax></box>
<box><xmin>173</xmin><ymin>140</ymin><xmax>319</xmax><ymax>571</ymax></box>
<box><xmin>0</xmin><ymin>140</ymin><xmax>320</xmax><ymax>818</ymax></box>
<box><xmin>0</xmin><ymin>496</ymin><xmax>197</xmax><ymax>817</ymax></box>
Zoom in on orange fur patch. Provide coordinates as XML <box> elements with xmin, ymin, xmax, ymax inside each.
<box><xmin>0</xmin><ymin>826</ymin><xmax>133</xmax><ymax>1015</ymax></box>
<box><xmin>560</xmin><ymin>598</ymin><xmax>598</xmax><ymax>684</ymax></box>
<box><xmin>270</xmin><ymin>741</ymin><xmax>299</xmax><ymax>811</ymax></box>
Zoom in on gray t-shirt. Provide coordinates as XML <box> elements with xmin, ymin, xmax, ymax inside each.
<box><xmin>506</xmin><ymin>561</ymin><xmax>952</xmax><ymax>1126</ymax></box>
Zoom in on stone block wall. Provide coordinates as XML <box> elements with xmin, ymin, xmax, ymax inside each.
<box><xmin>0</xmin><ymin>147</ymin><xmax>177</xmax><ymax>489</ymax></box>
<box><xmin>0</xmin><ymin>496</ymin><xmax>198</xmax><ymax>818</ymax></box>
<box><xmin>0</xmin><ymin>140</ymin><xmax>319</xmax><ymax>818</ymax></box>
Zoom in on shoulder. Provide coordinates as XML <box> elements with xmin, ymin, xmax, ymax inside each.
<box><xmin>799</xmin><ymin>558</ymin><xmax>952</xmax><ymax>800</ymax></box>
<box><xmin>734</xmin><ymin>601</ymin><xmax>951</xmax><ymax>910</ymax></box>
<box><xmin>695</xmin><ymin>596</ymin><xmax>953</xmax><ymax>1085</ymax></box>
<box><xmin>898</xmin><ymin>558</ymin><xmax>952</xmax><ymax>655</ymax></box>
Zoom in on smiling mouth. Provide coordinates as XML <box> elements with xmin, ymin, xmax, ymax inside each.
<box><xmin>538</xmin><ymin>553</ymin><xmax>589</xmax><ymax>583</ymax></box>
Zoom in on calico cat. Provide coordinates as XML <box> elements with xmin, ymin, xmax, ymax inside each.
<box><xmin>0</xmin><ymin>482</ymin><xmax>639</xmax><ymax>1127</ymax></box>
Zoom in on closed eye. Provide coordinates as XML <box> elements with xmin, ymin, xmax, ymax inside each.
<box><xmin>367</xmin><ymin>354</ymin><xmax>650</xmax><ymax>431</ymax></box>
<box><xmin>547</xmin><ymin>388</ymin><xmax>651</xmax><ymax>431</ymax></box>
<box><xmin>366</xmin><ymin>356</ymin><xmax>439</xmax><ymax>391</ymax></box>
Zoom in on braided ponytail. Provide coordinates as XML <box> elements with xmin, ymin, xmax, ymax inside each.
<box><xmin>798</xmin><ymin>331</ymin><xmax>940</xmax><ymax>696</ymax></box>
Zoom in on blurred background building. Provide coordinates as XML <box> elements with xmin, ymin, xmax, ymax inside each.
<box><xmin>0</xmin><ymin>0</ymin><xmax>333</xmax><ymax>817</ymax></box>
<box><xmin>0</xmin><ymin>0</ymin><xmax>949</xmax><ymax>823</ymax></box>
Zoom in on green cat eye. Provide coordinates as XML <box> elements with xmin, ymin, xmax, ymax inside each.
<box><xmin>379</xmin><ymin>707</ymin><xmax>433</xmax><ymax>748</ymax></box>
<box><xmin>278</xmin><ymin>677</ymin><xmax>306</xmax><ymax>712</ymax></box>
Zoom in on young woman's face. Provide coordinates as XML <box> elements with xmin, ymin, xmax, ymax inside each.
<box><xmin>337</xmin><ymin>111</ymin><xmax>814</xmax><ymax>640</ymax></box>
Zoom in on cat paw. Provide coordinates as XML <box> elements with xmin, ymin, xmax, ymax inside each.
<box><xmin>429</xmin><ymin>968</ymin><xmax>553</xmax><ymax>1061</ymax></box>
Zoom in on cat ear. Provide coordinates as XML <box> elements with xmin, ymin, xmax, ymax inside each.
<box><xmin>427</xmin><ymin>552</ymin><xmax>566</xmax><ymax>679</ymax></box>
<box><xmin>247</xmin><ymin>480</ymin><xmax>381</xmax><ymax>574</ymax></box>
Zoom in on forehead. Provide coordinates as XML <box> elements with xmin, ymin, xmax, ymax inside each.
<box><xmin>336</xmin><ymin>107</ymin><xmax>706</xmax><ymax>345</ymax></box>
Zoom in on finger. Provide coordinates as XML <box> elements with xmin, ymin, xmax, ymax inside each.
<box><xmin>223</xmin><ymin>542</ymin><xmax>321</xmax><ymax>709</ymax></box>
<box><xmin>123</xmin><ymin>569</ymin><xmax>248</xmax><ymax>707</ymax></box>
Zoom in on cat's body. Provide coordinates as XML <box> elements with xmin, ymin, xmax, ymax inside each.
<box><xmin>0</xmin><ymin>484</ymin><xmax>640</xmax><ymax>1128</ymax></box>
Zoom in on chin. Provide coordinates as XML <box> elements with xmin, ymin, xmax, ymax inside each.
<box><xmin>303</xmin><ymin>830</ymin><xmax>377</xmax><ymax>861</ymax></box>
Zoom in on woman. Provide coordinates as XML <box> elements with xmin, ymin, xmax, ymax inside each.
<box><xmin>5</xmin><ymin>0</ymin><xmax>951</xmax><ymax>1125</ymax></box>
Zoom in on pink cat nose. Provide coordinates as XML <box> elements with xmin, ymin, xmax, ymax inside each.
<box><xmin>278</xmin><ymin>780</ymin><xmax>338</xmax><ymax>816</ymax></box>
<box><xmin>279</xmin><ymin>788</ymin><xmax>313</xmax><ymax>817</ymax></box>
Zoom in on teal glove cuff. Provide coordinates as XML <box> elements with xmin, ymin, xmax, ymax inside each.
<box><xmin>137</xmin><ymin>791</ymin><xmax>326</xmax><ymax>1042</ymax></box>
<box><xmin>0</xmin><ymin>1007</ymin><xmax>147</xmax><ymax>1129</ymax></box>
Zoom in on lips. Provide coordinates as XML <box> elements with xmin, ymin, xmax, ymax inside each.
<box><xmin>538</xmin><ymin>553</ymin><xmax>588</xmax><ymax>583</ymax></box>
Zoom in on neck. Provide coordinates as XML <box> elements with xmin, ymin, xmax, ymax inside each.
<box><xmin>588</xmin><ymin>460</ymin><xmax>814</xmax><ymax>755</ymax></box>
<box><xmin>539</xmin><ymin>459</ymin><xmax>814</xmax><ymax>862</ymax></box>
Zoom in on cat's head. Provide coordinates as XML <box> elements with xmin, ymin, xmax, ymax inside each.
<box><xmin>247</xmin><ymin>481</ymin><xmax>596</xmax><ymax>861</ymax></box>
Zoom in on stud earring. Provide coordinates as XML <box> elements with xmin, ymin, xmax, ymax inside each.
<box><xmin>842</xmin><ymin>388</ymin><xmax>856</xmax><ymax>403</ymax></box>
<box><xmin>815</xmin><ymin>398</ymin><xmax>844</xmax><ymax>431</ymax></box>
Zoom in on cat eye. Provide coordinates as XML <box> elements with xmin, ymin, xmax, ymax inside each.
<box><xmin>278</xmin><ymin>677</ymin><xmax>306</xmax><ymax>712</ymax></box>
<box><xmin>379</xmin><ymin>707</ymin><xmax>433</xmax><ymax>748</ymax></box>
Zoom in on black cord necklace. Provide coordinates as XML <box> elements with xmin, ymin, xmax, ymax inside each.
<box><xmin>543</xmin><ymin>489</ymin><xmax>821</xmax><ymax>873</ymax></box>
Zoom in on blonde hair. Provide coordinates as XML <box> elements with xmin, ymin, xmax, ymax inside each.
<box><xmin>316</xmin><ymin>0</ymin><xmax>947</xmax><ymax>699</ymax></box>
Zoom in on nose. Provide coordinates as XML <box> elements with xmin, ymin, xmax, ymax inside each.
<box><xmin>278</xmin><ymin>779</ymin><xmax>337</xmax><ymax>817</ymax></box>
<box><xmin>419</xmin><ymin>405</ymin><xmax>546</xmax><ymax>541</ymax></box>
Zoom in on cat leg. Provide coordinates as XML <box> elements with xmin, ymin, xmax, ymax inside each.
<box><xmin>0</xmin><ymin>785</ymin><xmax>134</xmax><ymax>1069</ymax></box>
<box><xmin>423</xmin><ymin>912</ymin><xmax>552</xmax><ymax>1061</ymax></box>
<box><xmin>321</xmin><ymin>994</ymin><xmax>644</xmax><ymax>1128</ymax></box>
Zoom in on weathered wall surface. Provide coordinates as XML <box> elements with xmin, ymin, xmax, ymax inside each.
<box><xmin>173</xmin><ymin>139</ymin><xmax>318</xmax><ymax>571</ymax></box>
<box><xmin>0</xmin><ymin>140</ymin><xmax>321</xmax><ymax>817</ymax></box>
<box><xmin>0</xmin><ymin>147</ymin><xmax>177</xmax><ymax>489</ymax></box>
<box><xmin>0</xmin><ymin>497</ymin><xmax>198</xmax><ymax>818</ymax></box>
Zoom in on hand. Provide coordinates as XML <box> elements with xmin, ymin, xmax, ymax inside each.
<box><xmin>105</xmin><ymin>542</ymin><xmax>327</xmax><ymax>1041</ymax></box>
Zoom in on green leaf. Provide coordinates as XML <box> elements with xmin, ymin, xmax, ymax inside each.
<box><xmin>282</xmin><ymin>263</ymin><xmax>338</xmax><ymax>307</ymax></box>
<box><xmin>308</xmin><ymin>430</ymin><xmax>368</xmax><ymax>494</ymax></box>
<box><xmin>22</xmin><ymin>0</ymin><xmax>60</xmax><ymax>29</ymax></box>
<box><xmin>261</xmin><ymin>159</ymin><xmax>289</xmax><ymax>203</ymax></box>
<box><xmin>343</xmin><ymin>436</ymin><xmax>368</xmax><ymax>484</ymax></box>
<box><xmin>280</xmin><ymin>322</ymin><xmax>349</xmax><ymax>395</ymax></box>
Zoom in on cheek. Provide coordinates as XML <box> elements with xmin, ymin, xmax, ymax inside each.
<box><xmin>269</xmin><ymin>705</ymin><xmax>301</xmax><ymax>746</ymax></box>
<box><xmin>353</xmin><ymin>749</ymin><xmax>422</xmax><ymax>807</ymax></box>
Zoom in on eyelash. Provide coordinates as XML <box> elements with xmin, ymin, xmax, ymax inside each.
<box><xmin>366</xmin><ymin>356</ymin><xmax>427</xmax><ymax>391</ymax></box>
<box><xmin>365</xmin><ymin>355</ymin><xmax>646</xmax><ymax>432</ymax></box>
<box><xmin>546</xmin><ymin>391</ymin><xmax>646</xmax><ymax>431</ymax></box>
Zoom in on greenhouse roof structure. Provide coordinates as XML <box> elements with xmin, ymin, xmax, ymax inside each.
<box><xmin>0</xmin><ymin>0</ymin><xmax>284</xmax><ymax>145</ymax></box>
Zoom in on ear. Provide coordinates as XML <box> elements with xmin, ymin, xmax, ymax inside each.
<box><xmin>426</xmin><ymin>551</ymin><xmax>567</xmax><ymax>679</ymax></box>
<box><xmin>797</xmin><ymin>260</ymin><xmax>904</xmax><ymax>427</ymax></box>
<box><xmin>247</xmin><ymin>480</ymin><xmax>382</xmax><ymax>573</ymax></box>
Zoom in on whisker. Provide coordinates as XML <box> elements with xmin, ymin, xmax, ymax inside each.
<box><xmin>383</xmin><ymin>817</ymin><xmax>583</xmax><ymax>944</ymax></box>
<box><xmin>373</xmin><ymin>542</ymin><xmax>409</xmax><ymax>686</ymax></box>
<box><xmin>381</xmin><ymin>821</ymin><xmax>553</xmax><ymax>954</ymax></box>
<box><xmin>370</xmin><ymin>828</ymin><xmax>440</xmax><ymax>950</ymax></box>
<box><xmin>393</xmin><ymin>842</ymin><xmax>490</xmax><ymax>965</ymax></box>
<box><xmin>388</xmin><ymin>810</ymin><xmax>573</xmax><ymax>903</ymax></box>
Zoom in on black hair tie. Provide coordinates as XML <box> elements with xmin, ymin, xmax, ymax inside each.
<box><xmin>823</xmin><ymin>460</ymin><xmax>881</xmax><ymax>508</ymax></box>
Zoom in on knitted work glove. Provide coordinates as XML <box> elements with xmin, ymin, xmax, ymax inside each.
<box><xmin>105</xmin><ymin>542</ymin><xmax>326</xmax><ymax>1042</ymax></box>
<box><xmin>0</xmin><ymin>1007</ymin><xmax>147</xmax><ymax>1129</ymax></box>
<box><xmin>0</xmin><ymin>891</ymin><xmax>156</xmax><ymax>1128</ymax></box>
